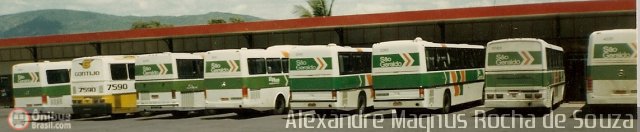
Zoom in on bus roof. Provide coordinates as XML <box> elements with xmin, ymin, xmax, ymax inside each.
<box><xmin>72</xmin><ymin>55</ymin><xmax>137</xmax><ymax>62</ymax></box>
<box><xmin>137</xmin><ymin>52</ymin><xmax>202</xmax><ymax>60</ymax></box>
<box><xmin>590</xmin><ymin>29</ymin><xmax>636</xmax><ymax>36</ymax></box>
<box><xmin>375</xmin><ymin>37</ymin><xmax>484</xmax><ymax>49</ymax></box>
<box><xmin>488</xmin><ymin>38</ymin><xmax>563</xmax><ymax>51</ymax></box>
<box><xmin>205</xmin><ymin>48</ymin><xmax>282</xmax><ymax>58</ymax></box>
<box><xmin>291</xmin><ymin>44</ymin><xmax>371</xmax><ymax>54</ymax></box>
<box><xmin>13</xmin><ymin>61</ymin><xmax>70</xmax><ymax>70</ymax></box>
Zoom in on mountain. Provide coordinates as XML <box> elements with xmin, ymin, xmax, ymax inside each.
<box><xmin>0</xmin><ymin>9</ymin><xmax>265</xmax><ymax>38</ymax></box>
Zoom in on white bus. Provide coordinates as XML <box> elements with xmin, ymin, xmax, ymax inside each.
<box><xmin>372</xmin><ymin>37</ymin><xmax>485</xmax><ymax>113</ymax></box>
<box><xmin>484</xmin><ymin>38</ymin><xmax>565</xmax><ymax>110</ymax></box>
<box><xmin>12</xmin><ymin>61</ymin><xmax>72</xmax><ymax>114</ymax></box>
<box><xmin>71</xmin><ymin>56</ymin><xmax>137</xmax><ymax>118</ymax></box>
<box><xmin>203</xmin><ymin>46</ymin><xmax>295</xmax><ymax>115</ymax></box>
<box><xmin>586</xmin><ymin>29</ymin><xmax>637</xmax><ymax>106</ymax></box>
<box><xmin>289</xmin><ymin>44</ymin><xmax>374</xmax><ymax>115</ymax></box>
<box><xmin>135</xmin><ymin>52</ymin><xmax>205</xmax><ymax>117</ymax></box>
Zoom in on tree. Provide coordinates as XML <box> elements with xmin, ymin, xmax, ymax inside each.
<box><xmin>292</xmin><ymin>0</ymin><xmax>334</xmax><ymax>18</ymax></box>
<box><xmin>130</xmin><ymin>20</ymin><xmax>173</xmax><ymax>29</ymax></box>
<box><xmin>229</xmin><ymin>17</ymin><xmax>245</xmax><ymax>23</ymax></box>
<box><xmin>208</xmin><ymin>19</ymin><xmax>227</xmax><ymax>24</ymax></box>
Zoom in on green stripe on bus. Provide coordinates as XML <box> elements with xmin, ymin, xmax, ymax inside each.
<box><xmin>290</xmin><ymin>75</ymin><xmax>370</xmax><ymax>92</ymax></box>
<box><xmin>593</xmin><ymin>43</ymin><xmax>635</xmax><ymax>59</ymax></box>
<box><xmin>13</xmin><ymin>72</ymin><xmax>40</xmax><ymax>83</ymax></box>
<box><xmin>13</xmin><ymin>87</ymin><xmax>43</xmax><ymax>97</ymax></box>
<box><xmin>372</xmin><ymin>53</ymin><xmax>420</xmax><ymax>68</ymax></box>
<box><xmin>205</xmin><ymin>60</ymin><xmax>241</xmax><ymax>73</ymax></box>
<box><xmin>587</xmin><ymin>65</ymin><xmax>636</xmax><ymax>80</ymax></box>
<box><xmin>487</xmin><ymin>51</ymin><xmax>541</xmax><ymax>66</ymax></box>
<box><xmin>289</xmin><ymin>57</ymin><xmax>333</xmax><ymax>71</ymax></box>
<box><xmin>204</xmin><ymin>75</ymin><xmax>288</xmax><ymax>90</ymax></box>
<box><xmin>43</xmin><ymin>85</ymin><xmax>71</xmax><ymax>97</ymax></box>
<box><xmin>372</xmin><ymin>69</ymin><xmax>484</xmax><ymax>90</ymax></box>
<box><xmin>135</xmin><ymin>64</ymin><xmax>173</xmax><ymax>76</ymax></box>
<box><xmin>485</xmin><ymin>71</ymin><xmax>565</xmax><ymax>87</ymax></box>
<box><xmin>136</xmin><ymin>80</ymin><xmax>204</xmax><ymax>93</ymax></box>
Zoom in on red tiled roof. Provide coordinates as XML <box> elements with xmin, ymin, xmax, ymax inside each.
<box><xmin>0</xmin><ymin>0</ymin><xmax>634</xmax><ymax>48</ymax></box>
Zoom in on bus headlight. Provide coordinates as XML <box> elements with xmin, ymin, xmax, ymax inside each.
<box><xmin>495</xmin><ymin>94</ymin><xmax>504</xmax><ymax>99</ymax></box>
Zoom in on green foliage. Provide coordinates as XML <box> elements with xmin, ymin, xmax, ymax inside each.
<box><xmin>208</xmin><ymin>19</ymin><xmax>227</xmax><ymax>24</ymax></box>
<box><xmin>130</xmin><ymin>20</ymin><xmax>173</xmax><ymax>29</ymax></box>
<box><xmin>292</xmin><ymin>0</ymin><xmax>334</xmax><ymax>18</ymax></box>
<box><xmin>229</xmin><ymin>17</ymin><xmax>245</xmax><ymax>23</ymax></box>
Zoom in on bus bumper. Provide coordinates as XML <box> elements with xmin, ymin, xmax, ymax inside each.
<box><xmin>205</xmin><ymin>100</ymin><xmax>243</xmax><ymax>109</ymax></box>
<box><xmin>485</xmin><ymin>100</ymin><xmax>550</xmax><ymax>108</ymax></box>
<box><xmin>586</xmin><ymin>94</ymin><xmax>637</xmax><ymax>105</ymax></box>
<box><xmin>290</xmin><ymin>100</ymin><xmax>353</xmax><ymax>111</ymax></box>
<box><xmin>373</xmin><ymin>99</ymin><xmax>434</xmax><ymax>109</ymax></box>
<box><xmin>72</xmin><ymin>103</ymin><xmax>112</xmax><ymax>115</ymax></box>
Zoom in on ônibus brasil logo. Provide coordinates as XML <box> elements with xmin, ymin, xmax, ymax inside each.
<box><xmin>7</xmin><ymin>108</ymin><xmax>31</xmax><ymax>131</ymax></box>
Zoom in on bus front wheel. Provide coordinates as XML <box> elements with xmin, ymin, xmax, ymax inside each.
<box><xmin>440</xmin><ymin>90</ymin><xmax>452</xmax><ymax>114</ymax></box>
<box><xmin>355</xmin><ymin>92</ymin><xmax>367</xmax><ymax>115</ymax></box>
<box><xmin>272</xmin><ymin>95</ymin><xmax>288</xmax><ymax>115</ymax></box>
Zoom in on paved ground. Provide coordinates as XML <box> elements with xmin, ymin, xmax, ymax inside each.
<box><xmin>0</xmin><ymin>103</ymin><xmax>636</xmax><ymax>132</ymax></box>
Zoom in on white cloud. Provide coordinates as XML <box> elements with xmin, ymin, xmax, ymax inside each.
<box><xmin>0</xmin><ymin>0</ymin><xmax>589</xmax><ymax>19</ymax></box>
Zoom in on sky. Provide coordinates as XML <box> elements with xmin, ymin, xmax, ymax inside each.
<box><xmin>0</xmin><ymin>0</ymin><xmax>587</xmax><ymax>20</ymax></box>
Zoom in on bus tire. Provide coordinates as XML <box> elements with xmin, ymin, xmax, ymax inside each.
<box><xmin>203</xmin><ymin>109</ymin><xmax>218</xmax><ymax>115</ymax></box>
<box><xmin>272</xmin><ymin>95</ymin><xmax>287</xmax><ymax>115</ymax></box>
<box><xmin>354</xmin><ymin>92</ymin><xmax>367</xmax><ymax>115</ymax></box>
<box><xmin>138</xmin><ymin>111</ymin><xmax>153</xmax><ymax>117</ymax></box>
<box><xmin>440</xmin><ymin>90</ymin><xmax>451</xmax><ymax>114</ymax></box>
<box><xmin>110</xmin><ymin>113</ymin><xmax>127</xmax><ymax>119</ymax></box>
<box><xmin>171</xmin><ymin>111</ymin><xmax>189</xmax><ymax>117</ymax></box>
<box><xmin>480</xmin><ymin>86</ymin><xmax>486</xmax><ymax>106</ymax></box>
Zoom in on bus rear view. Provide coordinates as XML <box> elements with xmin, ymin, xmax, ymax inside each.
<box><xmin>484</xmin><ymin>38</ymin><xmax>565</xmax><ymax>109</ymax></box>
<box><xmin>586</xmin><ymin>29</ymin><xmax>637</xmax><ymax>106</ymax></box>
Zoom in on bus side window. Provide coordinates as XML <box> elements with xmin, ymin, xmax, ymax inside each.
<box><xmin>338</xmin><ymin>52</ymin><xmax>371</xmax><ymax>75</ymax></box>
<box><xmin>266</xmin><ymin>58</ymin><xmax>283</xmax><ymax>74</ymax></box>
<box><xmin>282</xmin><ymin>58</ymin><xmax>289</xmax><ymax>73</ymax></box>
<box><xmin>426</xmin><ymin>48</ymin><xmax>436</xmax><ymax>71</ymax></box>
<box><xmin>361</xmin><ymin>52</ymin><xmax>372</xmax><ymax>73</ymax></box>
<box><xmin>177</xmin><ymin>59</ymin><xmax>204</xmax><ymax>79</ymax></box>
<box><xmin>46</xmin><ymin>69</ymin><xmax>70</xmax><ymax>84</ymax></box>
<box><xmin>110</xmin><ymin>64</ymin><xmax>128</xmax><ymax>80</ymax></box>
<box><xmin>194</xmin><ymin>59</ymin><xmax>204</xmax><ymax>78</ymax></box>
<box><xmin>127</xmin><ymin>63</ymin><xmax>135</xmax><ymax>80</ymax></box>
<box><xmin>248</xmin><ymin>58</ymin><xmax>267</xmax><ymax>75</ymax></box>
<box><xmin>437</xmin><ymin>48</ymin><xmax>450</xmax><ymax>70</ymax></box>
<box><xmin>338</xmin><ymin>53</ymin><xmax>351</xmax><ymax>75</ymax></box>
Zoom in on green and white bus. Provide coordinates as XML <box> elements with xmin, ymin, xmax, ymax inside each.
<box><xmin>586</xmin><ymin>29</ymin><xmax>637</xmax><ymax>106</ymax></box>
<box><xmin>135</xmin><ymin>52</ymin><xmax>205</xmax><ymax>116</ymax></box>
<box><xmin>203</xmin><ymin>46</ymin><xmax>294</xmax><ymax>115</ymax></box>
<box><xmin>372</xmin><ymin>38</ymin><xmax>485</xmax><ymax>113</ymax></box>
<box><xmin>71</xmin><ymin>56</ymin><xmax>138</xmax><ymax>118</ymax></box>
<box><xmin>12</xmin><ymin>61</ymin><xmax>72</xmax><ymax>114</ymax></box>
<box><xmin>484</xmin><ymin>38</ymin><xmax>565</xmax><ymax>109</ymax></box>
<box><xmin>289</xmin><ymin>44</ymin><xmax>373</xmax><ymax>115</ymax></box>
